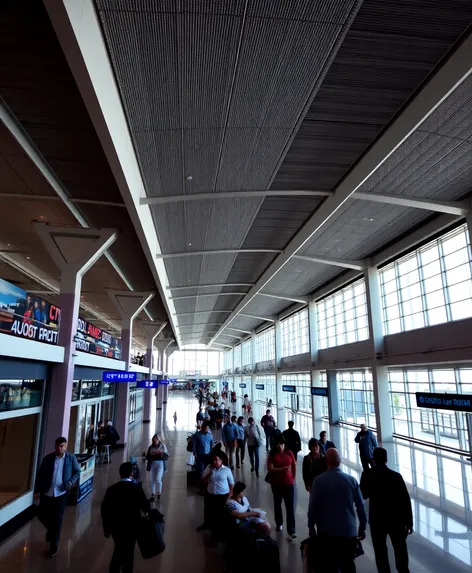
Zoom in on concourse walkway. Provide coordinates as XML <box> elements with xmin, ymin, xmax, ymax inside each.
<box><xmin>0</xmin><ymin>393</ymin><xmax>470</xmax><ymax>573</ymax></box>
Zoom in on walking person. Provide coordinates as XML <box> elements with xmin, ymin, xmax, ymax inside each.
<box><xmin>101</xmin><ymin>462</ymin><xmax>151</xmax><ymax>573</ymax></box>
<box><xmin>235</xmin><ymin>416</ymin><xmax>246</xmax><ymax>468</ymax></box>
<box><xmin>355</xmin><ymin>423</ymin><xmax>378</xmax><ymax>471</ymax></box>
<box><xmin>193</xmin><ymin>422</ymin><xmax>214</xmax><ymax>494</ymax></box>
<box><xmin>282</xmin><ymin>420</ymin><xmax>302</xmax><ymax>460</ymax></box>
<box><xmin>197</xmin><ymin>452</ymin><xmax>235</xmax><ymax>542</ymax></box>
<box><xmin>267</xmin><ymin>434</ymin><xmax>297</xmax><ymax>540</ymax></box>
<box><xmin>145</xmin><ymin>434</ymin><xmax>168</xmax><ymax>502</ymax></box>
<box><xmin>302</xmin><ymin>438</ymin><xmax>327</xmax><ymax>492</ymax></box>
<box><xmin>34</xmin><ymin>436</ymin><xmax>81</xmax><ymax>557</ymax></box>
<box><xmin>245</xmin><ymin>416</ymin><xmax>263</xmax><ymax>477</ymax></box>
<box><xmin>319</xmin><ymin>430</ymin><xmax>336</xmax><ymax>454</ymax></box>
<box><xmin>222</xmin><ymin>415</ymin><xmax>238</xmax><ymax>470</ymax></box>
<box><xmin>308</xmin><ymin>448</ymin><xmax>367</xmax><ymax>572</ymax></box>
<box><xmin>261</xmin><ymin>409</ymin><xmax>276</xmax><ymax>452</ymax></box>
<box><xmin>360</xmin><ymin>447</ymin><xmax>413</xmax><ymax>573</ymax></box>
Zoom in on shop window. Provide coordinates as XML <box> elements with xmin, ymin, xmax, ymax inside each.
<box><xmin>101</xmin><ymin>382</ymin><xmax>115</xmax><ymax>397</ymax></box>
<box><xmin>0</xmin><ymin>414</ymin><xmax>39</xmax><ymax>507</ymax></box>
<box><xmin>0</xmin><ymin>380</ymin><xmax>43</xmax><ymax>412</ymax></box>
<box><xmin>80</xmin><ymin>381</ymin><xmax>101</xmax><ymax>400</ymax></box>
<box><xmin>71</xmin><ymin>380</ymin><xmax>80</xmax><ymax>402</ymax></box>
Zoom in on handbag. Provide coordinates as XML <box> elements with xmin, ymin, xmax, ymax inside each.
<box><xmin>186</xmin><ymin>453</ymin><xmax>195</xmax><ymax>466</ymax></box>
<box><xmin>264</xmin><ymin>472</ymin><xmax>272</xmax><ymax>484</ymax></box>
<box><xmin>146</xmin><ymin>460</ymin><xmax>152</xmax><ymax>472</ymax></box>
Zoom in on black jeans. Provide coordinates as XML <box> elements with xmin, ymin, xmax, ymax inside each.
<box><xmin>371</xmin><ymin>527</ymin><xmax>410</xmax><ymax>573</ymax></box>
<box><xmin>361</xmin><ymin>456</ymin><xmax>374</xmax><ymax>472</ymax></box>
<box><xmin>317</xmin><ymin>531</ymin><xmax>358</xmax><ymax>573</ymax></box>
<box><xmin>248</xmin><ymin>445</ymin><xmax>260</xmax><ymax>472</ymax></box>
<box><xmin>271</xmin><ymin>484</ymin><xmax>295</xmax><ymax>535</ymax></box>
<box><xmin>110</xmin><ymin>532</ymin><xmax>136</xmax><ymax>573</ymax></box>
<box><xmin>264</xmin><ymin>428</ymin><xmax>272</xmax><ymax>451</ymax></box>
<box><xmin>236</xmin><ymin>439</ymin><xmax>245</xmax><ymax>465</ymax></box>
<box><xmin>204</xmin><ymin>492</ymin><xmax>228</xmax><ymax>539</ymax></box>
<box><xmin>40</xmin><ymin>493</ymin><xmax>69</xmax><ymax>547</ymax></box>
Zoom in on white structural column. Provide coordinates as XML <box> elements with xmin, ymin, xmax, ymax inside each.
<box><xmin>308</xmin><ymin>299</ymin><xmax>323</xmax><ymax>437</ymax></box>
<box><xmin>34</xmin><ymin>223</ymin><xmax>117</xmax><ymax>449</ymax></box>
<box><xmin>250</xmin><ymin>330</ymin><xmax>257</xmax><ymax>414</ymax></box>
<box><xmin>141</xmin><ymin>322</ymin><xmax>167</xmax><ymax>423</ymax></box>
<box><xmin>107</xmin><ymin>290</ymin><xmax>154</xmax><ymax>446</ymax></box>
<box><xmin>154</xmin><ymin>340</ymin><xmax>173</xmax><ymax>411</ymax></box>
<box><xmin>162</xmin><ymin>341</ymin><xmax>174</xmax><ymax>406</ymax></box>
<box><xmin>274</xmin><ymin>318</ymin><xmax>286</xmax><ymax>430</ymax></box>
<box><xmin>364</xmin><ymin>264</ymin><xmax>393</xmax><ymax>444</ymax></box>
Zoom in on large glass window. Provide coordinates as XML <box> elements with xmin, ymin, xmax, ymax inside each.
<box><xmin>242</xmin><ymin>339</ymin><xmax>252</xmax><ymax>369</ymax></box>
<box><xmin>282</xmin><ymin>373</ymin><xmax>311</xmax><ymax>412</ymax></box>
<box><xmin>380</xmin><ymin>224</ymin><xmax>472</xmax><ymax>335</ymax></box>
<box><xmin>168</xmin><ymin>349</ymin><xmax>222</xmax><ymax>375</ymax></box>
<box><xmin>389</xmin><ymin>366</ymin><xmax>472</xmax><ymax>451</ymax></box>
<box><xmin>255</xmin><ymin>327</ymin><xmax>275</xmax><ymax>363</ymax></box>
<box><xmin>234</xmin><ymin>345</ymin><xmax>242</xmax><ymax>371</ymax></box>
<box><xmin>255</xmin><ymin>375</ymin><xmax>276</xmax><ymax>405</ymax></box>
<box><xmin>317</xmin><ymin>279</ymin><xmax>369</xmax><ymax>349</ymax></box>
<box><xmin>338</xmin><ymin>370</ymin><xmax>376</xmax><ymax>428</ymax></box>
<box><xmin>0</xmin><ymin>380</ymin><xmax>43</xmax><ymax>412</ymax></box>
<box><xmin>319</xmin><ymin>371</ymin><xmax>329</xmax><ymax>419</ymax></box>
<box><xmin>281</xmin><ymin>309</ymin><xmax>309</xmax><ymax>357</ymax></box>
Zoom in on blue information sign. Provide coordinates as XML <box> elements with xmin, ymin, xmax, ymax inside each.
<box><xmin>416</xmin><ymin>392</ymin><xmax>472</xmax><ymax>412</ymax></box>
<box><xmin>239</xmin><ymin>383</ymin><xmax>246</xmax><ymax>388</ymax></box>
<box><xmin>282</xmin><ymin>384</ymin><xmax>296</xmax><ymax>393</ymax></box>
<box><xmin>137</xmin><ymin>380</ymin><xmax>157</xmax><ymax>389</ymax></box>
<box><xmin>102</xmin><ymin>371</ymin><xmax>137</xmax><ymax>382</ymax></box>
<box><xmin>255</xmin><ymin>384</ymin><xmax>265</xmax><ymax>390</ymax></box>
<box><xmin>311</xmin><ymin>387</ymin><xmax>328</xmax><ymax>397</ymax></box>
<box><xmin>160</xmin><ymin>379</ymin><xmax>170</xmax><ymax>385</ymax></box>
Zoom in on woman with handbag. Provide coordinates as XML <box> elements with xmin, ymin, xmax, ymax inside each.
<box><xmin>146</xmin><ymin>434</ymin><xmax>168</xmax><ymax>502</ymax></box>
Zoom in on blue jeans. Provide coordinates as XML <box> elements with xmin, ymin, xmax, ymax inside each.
<box><xmin>195</xmin><ymin>453</ymin><xmax>210</xmax><ymax>478</ymax></box>
<box><xmin>248</xmin><ymin>445</ymin><xmax>260</xmax><ymax>472</ymax></box>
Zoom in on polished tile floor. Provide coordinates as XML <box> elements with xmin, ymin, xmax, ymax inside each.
<box><xmin>1</xmin><ymin>393</ymin><xmax>471</xmax><ymax>572</ymax></box>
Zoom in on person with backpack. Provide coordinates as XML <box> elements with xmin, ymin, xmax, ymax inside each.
<box><xmin>145</xmin><ymin>434</ymin><xmax>168</xmax><ymax>502</ymax></box>
<box><xmin>244</xmin><ymin>417</ymin><xmax>263</xmax><ymax>477</ymax></box>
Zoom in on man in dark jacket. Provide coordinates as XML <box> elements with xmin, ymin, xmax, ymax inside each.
<box><xmin>34</xmin><ymin>436</ymin><xmax>81</xmax><ymax>556</ymax></box>
<box><xmin>105</xmin><ymin>419</ymin><xmax>120</xmax><ymax>448</ymax></box>
<box><xmin>101</xmin><ymin>462</ymin><xmax>151</xmax><ymax>573</ymax></box>
<box><xmin>355</xmin><ymin>423</ymin><xmax>378</xmax><ymax>471</ymax></box>
<box><xmin>318</xmin><ymin>430</ymin><xmax>335</xmax><ymax>454</ymax></box>
<box><xmin>282</xmin><ymin>421</ymin><xmax>302</xmax><ymax>459</ymax></box>
<box><xmin>360</xmin><ymin>447</ymin><xmax>413</xmax><ymax>573</ymax></box>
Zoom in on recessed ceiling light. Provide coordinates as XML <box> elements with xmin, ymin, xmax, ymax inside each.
<box><xmin>369</xmin><ymin>218</ymin><xmax>374</xmax><ymax>222</ymax></box>
<box><xmin>186</xmin><ymin>175</ymin><xmax>193</xmax><ymax>181</ymax></box>
<box><xmin>188</xmin><ymin>242</ymin><xmax>192</xmax><ymax>246</ymax></box>
<box><xmin>7</xmin><ymin>243</ymin><xmax>10</xmax><ymax>247</ymax></box>
<box><xmin>26</xmin><ymin>256</ymin><xmax>31</xmax><ymax>260</ymax></box>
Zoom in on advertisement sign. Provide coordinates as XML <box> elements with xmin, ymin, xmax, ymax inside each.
<box><xmin>0</xmin><ymin>277</ymin><xmax>60</xmax><ymax>344</ymax></box>
<box><xmin>77</xmin><ymin>456</ymin><xmax>96</xmax><ymax>504</ymax></box>
<box><xmin>137</xmin><ymin>380</ymin><xmax>157</xmax><ymax>389</ymax></box>
<box><xmin>103</xmin><ymin>371</ymin><xmax>137</xmax><ymax>382</ymax></box>
<box><xmin>311</xmin><ymin>387</ymin><xmax>329</xmax><ymax>397</ymax></box>
<box><xmin>416</xmin><ymin>392</ymin><xmax>472</xmax><ymax>412</ymax></box>
<box><xmin>282</xmin><ymin>384</ymin><xmax>297</xmax><ymax>393</ymax></box>
<box><xmin>75</xmin><ymin>317</ymin><xmax>121</xmax><ymax>360</ymax></box>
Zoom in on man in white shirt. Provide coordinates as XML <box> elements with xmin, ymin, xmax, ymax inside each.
<box><xmin>34</xmin><ymin>437</ymin><xmax>81</xmax><ymax>556</ymax></box>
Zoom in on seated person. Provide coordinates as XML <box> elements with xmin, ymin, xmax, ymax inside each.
<box><xmin>226</xmin><ymin>481</ymin><xmax>271</xmax><ymax>536</ymax></box>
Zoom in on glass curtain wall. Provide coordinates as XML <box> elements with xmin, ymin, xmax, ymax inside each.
<box><xmin>380</xmin><ymin>224</ymin><xmax>472</xmax><ymax>335</ymax></box>
<box><xmin>338</xmin><ymin>370</ymin><xmax>376</xmax><ymax>428</ymax></box>
<box><xmin>255</xmin><ymin>327</ymin><xmax>275</xmax><ymax>363</ymax></box>
<box><xmin>234</xmin><ymin>345</ymin><xmax>242</xmax><ymax>372</ymax></box>
<box><xmin>281</xmin><ymin>373</ymin><xmax>311</xmax><ymax>412</ymax></box>
<box><xmin>281</xmin><ymin>309</ymin><xmax>309</xmax><ymax>357</ymax></box>
<box><xmin>169</xmin><ymin>349</ymin><xmax>222</xmax><ymax>375</ymax></box>
<box><xmin>317</xmin><ymin>279</ymin><xmax>369</xmax><ymax>349</ymax></box>
<box><xmin>241</xmin><ymin>339</ymin><xmax>252</xmax><ymax>369</ymax></box>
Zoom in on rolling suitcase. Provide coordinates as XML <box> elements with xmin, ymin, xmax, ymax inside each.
<box><xmin>253</xmin><ymin>535</ymin><xmax>280</xmax><ymax>572</ymax></box>
<box><xmin>137</xmin><ymin>510</ymin><xmax>165</xmax><ymax>559</ymax></box>
<box><xmin>187</xmin><ymin>469</ymin><xmax>199</xmax><ymax>486</ymax></box>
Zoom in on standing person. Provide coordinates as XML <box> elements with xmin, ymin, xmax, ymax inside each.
<box><xmin>222</xmin><ymin>415</ymin><xmax>238</xmax><ymax>470</ymax></box>
<box><xmin>196</xmin><ymin>407</ymin><xmax>205</xmax><ymax>428</ymax></box>
<box><xmin>319</xmin><ymin>430</ymin><xmax>336</xmax><ymax>454</ymax></box>
<box><xmin>197</xmin><ymin>452</ymin><xmax>235</xmax><ymax>541</ymax></box>
<box><xmin>97</xmin><ymin>420</ymin><xmax>105</xmax><ymax>449</ymax></box>
<box><xmin>360</xmin><ymin>448</ymin><xmax>413</xmax><ymax>573</ymax></box>
<box><xmin>173</xmin><ymin>411</ymin><xmax>177</xmax><ymax>425</ymax></box>
<box><xmin>261</xmin><ymin>409</ymin><xmax>276</xmax><ymax>452</ymax></box>
<box><xmin>282</xmin><ymin>421</ymin><xmax>302</xmax><ymax>460</ymax></box>
<box><xmin>85</xmin><ymin>423</ymin><xmax>96</xmax><ymax>455</ymax></box>
<box><xmin>193</xmin><ymin>422</ymin><xmax>214</xmax><ymax>479</ymax></box>
<box><xmin>235</xmin><ymin>416</ymin><xmax>246</xmax><ymax>468</ymax></box>
<box><xmin>105</xmin><ymin>419</ymin><xmax>120</xmax><ymax>449</ymax></box>
<box><xmin>245</xmin><ymin>416</ymin><xmax>263</xmax><ymax>477</ymax></box>
<box><xmin>145</xmin><ymin>434</ymin><xmax>168</xmax><ymax>502</ymax></box>
<box><xmin>355</xmin><ymin>423</ymin><xmax>378</xmax><ymax>471</ymax></box>
<box><xmin>34</xmin><ymin>437</ymin><xmax>81</xmax><ymax>557</ymax></box>
<box><xmin>242</xmin><ymin>394</ymin><xmax>251</xmax><ymax>415</ymax></box>
<box><xmin>308</xmin><ymin>448</ymin><xmax>367</xmax><ymax>573</ymax></box>
<box><xmin>101</xmin><ymin>461</ymin><xmax>151</xmax><ymax>573</ymax></box>
<box><xmin>302</xmin><ymin>438</ymin><xmax>327</xmax><ymax>492</ymax></box>
<box><xmin>267</xmin><ymin>434</ymin><xmax>297</xmax><ymax>540</ymax></box>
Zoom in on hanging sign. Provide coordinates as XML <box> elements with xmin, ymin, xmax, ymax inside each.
<box><xmin>255</xmin><ymin>384</ymin><xmax>265</xmax><ymax>390</ymax></box>
<box><xmin>415</xmin><ymin>392</ymin><xmax>472</xmax><ymax>412</ymax></box>
<box><xmin>160</xmin><ymin>379</ymin><xmax>170</xmax><ymax>385</ymax></box>
<box><xmin>311</xmin><ymin>387</ymin><xmax>329</xmax><ymax>397</ymax></box>
<box><xmin>102</xmin><ymin>371</ymin><xmax>137</xmax><ymax>382</ymax></box>
<box><xmin>137</xmin><ymin>380</ymin><xmax>157</xmax><ymax>389</ymax></box>
<box><xmin>239</xmin><ymin>383</ymin><xmax>246</xmax><ymax>388</ymax></box>
<box><xmin>282</xmin><ymin>384</ymin><xmax>297</xmax><ymax>393</ymax></box>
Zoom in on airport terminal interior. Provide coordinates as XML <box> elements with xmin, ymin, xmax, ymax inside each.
<box><xmin>1</xmin><ymin>1</ymin><xmax>472</xmax><ymax>572</ymax></box>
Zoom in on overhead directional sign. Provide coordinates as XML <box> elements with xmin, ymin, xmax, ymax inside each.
<box><xmin>160</xmin><ymin>379</ymin><xmax>170</xmax><ymax>385</ymax></box>
<box><xmin>255</xmin><ymin>384</ymin><xmax>265</xmax><ymax>390</ymax></box>
<box><xmin>137</xmin><ymin>380</ymin><xmax>157</xmax><ymax>389</ymax></box>
<box><xmin>239</xmin><ymin>383</ymin><xmax>246</xmax><ymax>388</ymax></box>
<box><xmin>311</xmin><ymin>387</ymin><xmax>329</xmax><ymax>397</ymax></box>
<box><xmin>102</xmin><ymin>371</ymin><xmax>137</xmax><ymax>382</ymax></box>
<box><xmin>416</xmin><ymin>392</ymin><xmax>472</xmax><ymax>412</ymax></box>
<box><xmin>282</xmin><ymin>384</ymin><xmax>296</xmax><ymax>393</ymax></box>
